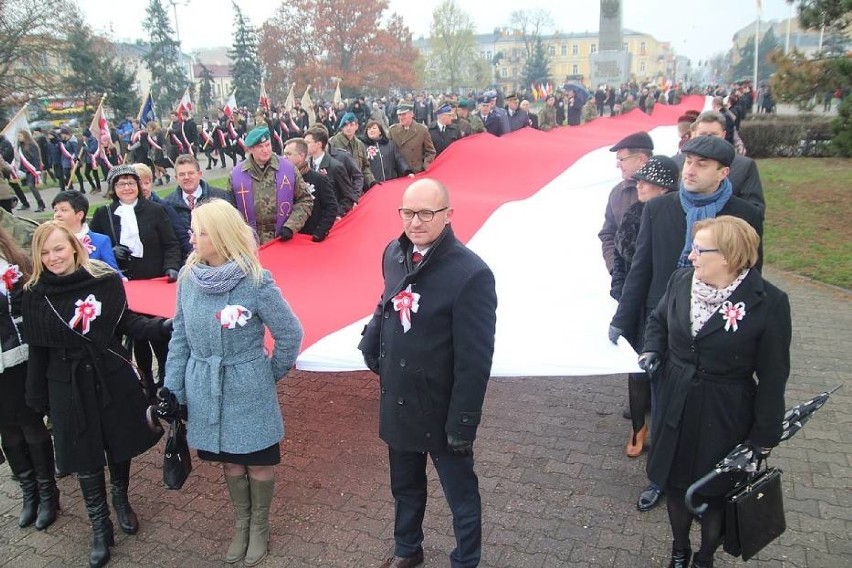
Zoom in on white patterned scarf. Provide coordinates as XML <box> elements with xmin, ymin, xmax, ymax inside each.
<box><xmin>691</xmin><ymin>269</ymin><xmax>749</xmax><ymax>337</ymax></box>
<box><xmin>114</xmin><ymin>201</ymin><xmax>144</xmax><ymax>258</ymax></box>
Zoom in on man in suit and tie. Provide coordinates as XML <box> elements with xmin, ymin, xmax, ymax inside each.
<box><xmin>305</xmin><ymin>127</ymin><xmax>358</xmax><ymax>217</ymax></box>
<box><xmin>428</xmin><ymin>104</ymin><xmax>462</xmax><ymax>156</ymax></box>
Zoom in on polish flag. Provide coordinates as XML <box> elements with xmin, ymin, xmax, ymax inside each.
<box><xmin>223</xmin><ymin>89</ymin><xmax>237</xmax><ymax>120</ymax></box>
<box><xmin>125</xmin><ymin>97</ymin><xmax>708</xmax><ymax>376</ymax></box>
<box><xmin>176</xmin><ymin>88</ymin><xmax>193</xmax><ymax>116</ymax></box>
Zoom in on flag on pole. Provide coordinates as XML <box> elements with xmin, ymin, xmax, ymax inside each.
<box><xmin>89</xmin><ymin>97</ymin><xmax>109</xmax><ymax>143</ymax></box>
<box><xmin>137</xmin><ymin>92</ymin><xmax>157</xmax><ymax>126</ymax></box>
<box><xmin>530</xmin><ymin>83</ymin><xmax>538</xmax><ymax>101</ymax></box>
<box><xmin>259</xmin><ymin>81</ymin><xmax>270</xmax><ymax>111</ymax></box>
<box><xmin>223</xmin><ymin>89</ymin><xmax>238</xmax><ymax>120</ymax></box>
<box><xmin>333</xmin><ymin>80</ymin><xmax>342</xmax><ymax>106</ymax></box>
<box><xmin>756</xmin><ymin>0</ymin><xmax>763</xmax><ymax>16</ymax></box>
<box><xmin>176</xmin><ymin>88</ymin><xmax>194</xmax><ymax>115</ymax></box>
<box><xmin>284</xmin><ymin>83</ymin><xmax>296</xmax><ymax>112</ymax></box>
<box><xmin>0</xmin><ymin>107</ymin><xmax>30</xmax><ymax>144</ymax></box>
<box><xmin>301</xmin><ymin>85</ymin><xmax>316</xmax><ymax>127</ymax></box>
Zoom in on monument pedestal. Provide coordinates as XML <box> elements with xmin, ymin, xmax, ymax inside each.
<box><xmin>590</xmin><ymin>51</ymin><xmax>631</xmax><ymax>88</ymax></box>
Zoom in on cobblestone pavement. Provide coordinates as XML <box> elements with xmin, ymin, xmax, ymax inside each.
<box><xmin>0</xmin><ymin>266</ymin><xmax>849</xmax><ymax>568</ymax></box>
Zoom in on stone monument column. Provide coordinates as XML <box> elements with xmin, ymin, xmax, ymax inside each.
<box><xmin>590</xmin><ymin>0</ymin><xmax>631</xmax><ymax>88</ymax></box>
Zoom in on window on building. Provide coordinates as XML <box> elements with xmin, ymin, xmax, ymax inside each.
<box><xmin>511</xmin><ymin>67</ymin><xmax>517</xmax><ymax>77</ymax></box>
<box><xmin>640</xmin><ymin>42</ymin><xmax>647</xmax><ymax>55</ymax></box>
<box><xmin>487</xmin><ymin>50</ymin><xmax>492</xmax><ymax>61</ymax></box>
<box><xmin>561</xmin><ymin>45</ymin><xmax>567</xmax><ymax>56</ymax></box>
<box><xmin>572</xmin><ymin>64</ymin><xmax>579</xmax><ymax>75</ymax></box>
<box><xmin>640</xmin><ymin>61</ymin><xmax>646</xmax><ymax>73</ymax></box>
<box><xmin>591</xmin><ymin>44</ymin><xmax>597</xmax><ymax>54</ymax></box>
<box><xmin>572</xmin><ymin>44</ymin><xmax>578</xmax><ymax>55</ymax></box>
<box><xmin>501</xmin><ymin>67</ymin><xmax>508</xmax><ymax>78</ymax></box>
<box><xmin>512</xmin><ymin>49</ymin><xmax>518</xmax><ymax>58</ymax></box>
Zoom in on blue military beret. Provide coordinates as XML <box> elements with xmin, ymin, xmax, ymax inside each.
<box><xmin>244</xmin><ymin>126</ymin><xmax>270</xmax><ymax>147</ymax></box>
<box><xmin>435</xmin><ymin>104</ymin><xmax>452</xmax><ymax>116</ymax></box>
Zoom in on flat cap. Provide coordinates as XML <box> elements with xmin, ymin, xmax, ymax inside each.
<box><xmin>610</xmin><ymin>131</ymin><xmax>654</xmax><ymax>152</ymax></box>
<box><xmin>681</xmin><ymin>135</ymin><xmax>735</xmax><ymax>167</ymax></box>
<box><xmin>244</xmin><ymin>126</ymin><xmax>270</xmax><ymax>147</ymax></box>
<box><xmin>397</xmin><ymin>103</ymin><xmax>414</xmax><ymax>115</ymax></box>
<box><xmin>632</xmin><ymin>155</ymin><xmax>680</xmax><ymax>192</ymax></box>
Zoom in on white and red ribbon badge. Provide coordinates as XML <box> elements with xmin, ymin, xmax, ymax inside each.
<box><xmin>68</xmin><ymin>294</ymin><xmax>102</xmax><ymax>335</ymax></box>
<box><xmin>392</xmin><ymin>285</ymin><xmax>420</xmax><ymax>333</ymax></box>
<box><xmin>78</xmin><ymin>234</ymin><xmax>96</xmax><ymax>254</ymax></box>
<box><xmin>0</xmin><ymin>264</ymin><xmax>23</xmax><ymax>293</ymax></box>
<box><xmin>719</xmin><ymin>300</ymin><xmax>746</xmax><ymax>332</ymax></box>
<box><xmin>215</xmin><ymin>304</ymin><xmax>252</xmax><ymax>329</ymax></box>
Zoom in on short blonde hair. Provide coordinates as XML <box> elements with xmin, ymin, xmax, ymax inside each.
<box><xmin>26</xmin><ymin>222</ymin><xmax>115</xmax><ymax>288</ymax></box>
<box><xmin>693</xmin><ymin>216</ymin><xmax>760</xmax><ymax>272</ymax></box>
<box><xmin>133</xmin><ymin>163</ymin><xmax>153</xmax><ymax>181</ymax></box>
<box><xmin>183</xmin><ymin>199</ymin><xmax>263</xmax><ymax>283</ymax></box>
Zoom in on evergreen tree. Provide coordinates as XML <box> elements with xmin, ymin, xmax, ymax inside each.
<box><xmin>143</xmin><ymin>0</ymin><xmax>187</xmax><ymax>114</ymax></box>
<box><xmin>105</xmin><ymin>63</ymin><xmax>140</xmax><ymax>120</ymax></box>
<box><xmin>523</xmin><ymin>37</ymin><xmax>551</xmax><ymax>88</ymax></box>
<box><xmin>731</xmin><ymin>27</ymin><xmax>781</xmax><ymax>83</ymax></box>
<box><xmin>228</xmin><ymin>2</ymin><xmax>261</xmax><ymax>109</ymax></box>
<box><xmin>198</xmin><ymin>64</ymin><xmax>215</xmax><ymax>115</ymax></box>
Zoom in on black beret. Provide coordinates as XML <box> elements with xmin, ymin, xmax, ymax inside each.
<box><xmin>681</xmin><ymin>136</ymin><xmax>735</xmax><ymax>167</ymax></box>
<box><xmin>632</xmin><ymin>155</ymin><xmax>680</xmax><ymax>192</ymax></box>
<box><xmin>610</xmin><ymin>131</ymin><xmax>654</xmax><ymax>152</ymax></box>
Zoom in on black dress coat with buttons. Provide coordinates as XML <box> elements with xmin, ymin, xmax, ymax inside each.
<box><xmin>643</xmin><ymin>267</ymin><xmax>791</xmax><ymax>495</ymax></box>
<box><xmin>358</xmin><ymin>225</ymin><xmax>497</xmax><ymax>453</ymax></box>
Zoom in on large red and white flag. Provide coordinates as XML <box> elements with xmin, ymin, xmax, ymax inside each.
<box><xmin>223</xmin><ymin>89</ymin><xmax>238</xmax><ymax>119</ymax></box>
<box><xmin>125</xmin><ymin>96</ymin><xmax>708</xmax><ymax>376</ymax></box>
<box><xmin>176</xmin><ymin>88</ymin><xmax>194</xmax><ymax>116</ymax></box>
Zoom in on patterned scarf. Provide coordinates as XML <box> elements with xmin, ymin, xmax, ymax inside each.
<box><xmin>691</xmin><ymin>268</ymin><xmax>749</xmax><ymax>337</ymax></box>
<box><xmin>678</xmin><ymin>178</ymin><xmax>733</xmax><ymax>267</ymax></box>
<box><xmin>188</xmin><ymin>260</ymin><xmax>246</xmax><ymax>294</ymax></box>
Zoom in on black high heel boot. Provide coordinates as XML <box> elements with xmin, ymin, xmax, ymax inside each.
<box><xmin>691</xmin><ymin>558</ymin><xmax>713</xmax><ymax>568</ymax></box>
<box><xmin>108</xmin><ymin>460</ymin><xmax>138</xmax><ymax>534</ymax></box>
<box><xmin>3</xmin><ymin>442</ymin><xmax>39</xmax><ymax>527</ymax></box>
<box><xmin>78</xmin><ymin>470</ymin><xmax>114</xmax><ymax>568</ymax></box>
<box><xmin>669</xmin><ymin>545</ymin><xmax>692</xmax><ymax>568</ymax></box>
<box><xmin>28</xmin><ymin>440</ymin><xmax>60</xmax><ymax>530</ymax></box>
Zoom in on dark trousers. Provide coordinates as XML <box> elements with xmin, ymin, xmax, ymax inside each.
<box><xmin>388</xmin><ymin>446</ymin><xmax>481</xmax><ymax>567</ymax></box>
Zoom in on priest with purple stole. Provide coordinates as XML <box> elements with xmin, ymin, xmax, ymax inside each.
<box><xmin>229</xmin><ymin>126</ymin><xmax>314</xmax><ymax>244</ymax></box>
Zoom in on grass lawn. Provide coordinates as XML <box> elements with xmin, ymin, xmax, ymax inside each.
<box><xmin>759</xmin><ymin>157</ymin><xmax>852</xmax><ymax>289</ymax></box>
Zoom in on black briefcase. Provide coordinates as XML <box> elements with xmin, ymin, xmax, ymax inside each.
<box><xmin>723</xmin><ymin>467</ymin><xmax>785</xmax><ymax>561</ymax></box>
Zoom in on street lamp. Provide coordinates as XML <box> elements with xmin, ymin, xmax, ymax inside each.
<box><xmin>168</xmin><ymin>0</ymin><xmax>191</xmax><ymax>45</ymax></box>
<box><xmin>785</xmin><ymin>0</ymin><xmax>794</xmax><ymax>54</ymax></box>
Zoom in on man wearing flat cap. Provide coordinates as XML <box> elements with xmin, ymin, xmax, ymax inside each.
<box><xmin>608</xmin><ymin>135</ymin><xmax>763</xmax><ymax>514</ymax></box>
<box><xmin>389</xmin><ymin>103</ymin><xmax>436</xmax><ymax>173</ymax></box>
<box><xmin>505</xmin><ymin>94</ymin><xmax>528</xmax><ymax>132</ymax></box>
<box><xmin>330</xmin><ymin>112</ymin><xmax>377</xmax><ymax>190</ymax></box>
<box><xmin>229</xmin><ymin>126</ymin><xmax>314</xmax><ymax>245</ymax></box>
<box><xmin>428</xmin><ymin>104</ymin><xmax>462</xmax><ymax>156</ymax></box>
<box><xmin>599</xmin><ymin>131</ymin><xmax>654</xmax><ymax>275</ymax></box>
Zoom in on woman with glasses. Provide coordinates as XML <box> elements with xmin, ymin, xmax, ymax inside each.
<box><xmin>640</xmin><ymin>216</ymin><xmax>790</xmax><ymax>568</ymax></box>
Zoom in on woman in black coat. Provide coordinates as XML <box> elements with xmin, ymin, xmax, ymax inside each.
<box><xmin>640</xmin><ymin>216</ymin><xmax>790</xmax><ymax>568</ymax></box>
<box><xmin>22</xmin><ymin>221</ymin><xmax>171</xmax><ymax>568</ymax></box>
<box><xmin>0</xmin><ymin>227</ymin><xmax>59</xmax><ymax>532</ymax></box>
<box><xmin>361</xmin><ymin>120</ymin><xmax>413</xmax><ymax>184</ymax></box>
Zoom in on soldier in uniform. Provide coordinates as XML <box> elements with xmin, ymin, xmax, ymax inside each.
<box><xmin>228</xmin><ymin>127</ymin><xmax>314</xmax><ymax>245</ymax></box>
<box><xmin>329</xmin><ymin>113</ymin><xmax>377</xmax><ymax>191</ymax></box>
<box><xmin>453</xmin><ymin>100</ymin><xmax>473</xmax><ymax>136</ymax></box>
<box><xmin>428</xmin><ymin>104</ymin><xmax>462</xmax><ymax>156</ymax></box>
<box><xmin>388</xmin><ymin>103</ymin><xmax>436</xmax><ymax>174</ymax></box>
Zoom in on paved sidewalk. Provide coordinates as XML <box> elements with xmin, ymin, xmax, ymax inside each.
<box><xmin>0</xmin><ymin>266</ymin><xmax>849</xmax><ymax>567</ymax></box>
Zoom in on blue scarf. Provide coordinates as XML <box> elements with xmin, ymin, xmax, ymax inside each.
<box><xmin>678</xmin><ymin>178</ymin><xmax>733</xmax><ymax>267</ymax></box>
<box><xmin>188</xmin><ymin>260</ymin><xmax>246</xmax><ymax>294</ymax></box>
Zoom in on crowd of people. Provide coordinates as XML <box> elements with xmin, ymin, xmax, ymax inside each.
<box><xmin>0</xmin><ymin>84</ymin><xmax>793</xmax><ymax>568</ymax></box>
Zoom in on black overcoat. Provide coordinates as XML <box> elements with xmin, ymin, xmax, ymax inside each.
<box><xmin>358</xmin><ymin>226</ymin><xmax>497</xmax><ymax>453</ymax></box>
<box><xmin>644</xmin><ymin>268</ymin><xmax>791</xmax><ymax>495</ymax></box>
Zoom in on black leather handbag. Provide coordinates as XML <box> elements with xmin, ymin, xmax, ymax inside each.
<box><xmin>723</xmin><ymin>466</ymin><xmax>785</xmax><ymax>560</ymax></box>
<box><xmin>163</xmin><ymin>419</ymin><xmax>192</xmax><ymax>490</ymax></box>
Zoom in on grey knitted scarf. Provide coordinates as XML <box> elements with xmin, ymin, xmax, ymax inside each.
<box><xmin>188</xmin><ymin>261</ymin><xmax>246</xmax><ymax>294</ymax></box>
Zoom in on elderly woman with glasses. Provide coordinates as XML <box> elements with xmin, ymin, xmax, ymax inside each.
<box><xmin>640</xmin><ymin>216</ymin><xmax>791</xmax><ymax>568</ymax></box>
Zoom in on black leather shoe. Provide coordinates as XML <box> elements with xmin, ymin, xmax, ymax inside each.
<box><xmin>637</xmin><ymin>486</ymin><xmax>663</xmax><ymax>512</ymax></box>
<box><xmin>378</xmin><ymin>550</ymin><xmax>424</xmax><ymax>568</ymax></box>
<box><xmin>668</xmin><ymin>546</ymin><xmax>692</xmax><ymax>568</ymax></box>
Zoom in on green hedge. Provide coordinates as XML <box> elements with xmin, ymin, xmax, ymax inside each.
<box><xmin>739</xmin><ymin>114</ymin><xmax>834</xmax><ymax>158</ymax></box>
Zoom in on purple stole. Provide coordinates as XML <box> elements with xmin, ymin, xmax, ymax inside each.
<box><xmin>231</xmin><ymin>157</ymin><xmax>296</xmax><ymax>235</ymax></box>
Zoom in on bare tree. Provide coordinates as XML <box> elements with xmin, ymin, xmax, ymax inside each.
<box><xmin>509</xmin><ymin>9</ymin><xmax>553</xmax><ymax>61</ymax></box>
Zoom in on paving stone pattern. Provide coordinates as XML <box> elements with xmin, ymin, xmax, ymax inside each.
<box><xmin>0</xmin><ymin>267</ymin><xmax>849</xmax><ymax>567</ymax></box>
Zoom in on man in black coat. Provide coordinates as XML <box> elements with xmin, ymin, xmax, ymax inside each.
<box><xmin>283</xmin><ymin>138</ymin><xmax>338</xmax><ymax>242</ymax></box>
<box><xmin>609</xmin><ymin>136</ymin><xmax>763</xmax><ymax>513</ymax></box>
<box><xmin>359</xmin><ymin>179</ymin><xmax>497</xmax><ymax>568</ymax></box>
<box><xmin>162</xmin><ymin>154</ymin><xmax>236</xmax><ymax>235</ymax></box>
<box><xmin>305</xmin><ymin>127</ymin><xmax>358</xmax><ymax>217</ymax></box>
<box><xmin>673</xmin><ymin>111</ymin><xmax>764</xmax><ymax>213</ymax></box>
<box><xmin>428</xmin><ymin>104</ymin><xmax>462</xmax><ymax>156</ymax></box>
<box><xmin>504</xmin><ymin>93</ymin><xmax>529</xmax><ymax>132</ymax></box>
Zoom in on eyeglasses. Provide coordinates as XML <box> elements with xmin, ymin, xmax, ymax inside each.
<box><xmin>398</xmin><ymin>207</ymin><xmax>448</xmax><ymax>222</ymax></box>
<box><xmin>691</xmin><ymin>243</ymin><xmax>720</xmax><ymax>256</ymax></box>
<box><xmin>114</xmin><ymin>181</ymin><xmax>137</xmax><ymax>189</ymax></box>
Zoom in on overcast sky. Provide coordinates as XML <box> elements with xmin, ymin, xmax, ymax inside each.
<box><xmin>81</xmin><ymin>0</ymin><xmax>796</xmax><ymax>64</ymax></box>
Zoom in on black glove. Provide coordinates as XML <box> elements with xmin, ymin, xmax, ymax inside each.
<box><xmin>363</xmin><ymin>353</ymin><xmax>379</xmax><ymax>374</ymax></box>
<box><xmin>637</xmin><ymin>352</ymin><xmax>661</xmax><ymax>375</ymax></box>
<box><xmin>447</xmin><ymin>434</ymin><xmax>473</xmax><ymax>457</ymax></box>
<box><xmin>112</xmin><ymin>244</ymin><xmax>131</xmax><ymax>263</ymax></box>
<box><xmin>165</xmin><ymin>269</ymin><xmax>179</xmax><ymax>282</ymax></box>
<box><xmin>277</xmin><ymin>226</ymin><xmax>294</xmax><ymax>241</ymax></box>
<box><xmin>312</xmin><ymin>233</ymin><xmax>327</xmax><ymax>243</ymax></box>
<box><xmin>161</xmin><ymin>318</ymin><xmax>174</xmax><ymax>334</ymax></box>
<box><xmin>155</xmin><ymin>387</ymin><xmax>187</xmax><ymax>421</ymax></box>
<box><xmin>608</xmin><ymin>325</ymin><xmax>624</xmax><ymax>344</ymax></box>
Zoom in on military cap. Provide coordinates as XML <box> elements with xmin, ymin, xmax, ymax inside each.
<box><xmin>435</xmin><ymin>104</ymin><xmax>452</xmax><ymax>116</ymax></box>
<box><xmin>681</xmin><ymin>135</ymin><xmax>735</xmax><ymax>167</ymax></box>
<box><xmin>632</xmin><ymin>155</ymin><xmax>680</xmax><ymax>192</ymax></box>
<box><xmin>458</xmin><ymin>98</ymin><xmax>471</xmax><ymax>109</ymax></box>
<box><xmin>244</xmin><ymin>126</ymin><xmax>270</xmax><ymax>147</ymax></box>
<box><xmin>505</xmin><ymin>93</ymin><xmax>518</xmax><ymax>102</ymax></box>
<box><xmin>397</xmin><ymin>103</ymin><xmax>414</xmax><ymax>115</ymax></box>
<box><xmin>107</xmin><ymin>164</ymin><xmax>140</xmax><ymax>187</ymax></box>
<box><xmin>609</xmin><ymin>131</ymin><xmax>654</xmax><ymax>152</ymax></box>
<box><xmin>483</xmin><ymin>91</ymin><xmax>497</xmax><ymax>103</ymax></box>
<box><xmin>338</xmin><ymin>112</ymin><xmax>357</xmax><ymax>127</ymax></box>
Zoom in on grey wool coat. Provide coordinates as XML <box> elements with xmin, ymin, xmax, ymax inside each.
<box><xmin>164</xmin><ymin>268</ymin><xmax>303</xmax><ymax>455</ymax></box>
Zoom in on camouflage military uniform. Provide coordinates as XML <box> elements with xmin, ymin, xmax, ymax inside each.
<box><xmin>454</xmin><ymin>116</ymin><xmax>472</xmax><ymax>136</ymax></box>
<box><xmin>0</xmin><ymin>208</ymin><xmax>38</xmax><ymax>253</ymax></box>
<box><xmin>467</xmin><ymin>113</ymin><xmax>486</xmax><ymax>134</ymax></box>
<box><xmin>229</xmin><ymin>154</ymin><xmax>314</xmax><ymax>245</ymax></box>
<box><xmin>330</xmin><ymin>132</ymin><xmax>376</xmax><ymax>188</ymax></box>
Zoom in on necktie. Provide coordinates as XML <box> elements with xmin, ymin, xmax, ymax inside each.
<box><xmin>412</xmin><ymin>251</ymin><xmax>423</xmax><ymax>264</ymax></box>
<box><xmin>186</xmin><ymin>194</ymin><xmax>196</xmax><ymax>209</ymax></box>
<box><xmin>313</xmin><ymin>158</ymin><xmax>320</xmax><ymax>172</ymax></box>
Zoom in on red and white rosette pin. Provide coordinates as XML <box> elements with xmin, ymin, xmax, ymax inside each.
<box><xmin>68</xmin><ymin>294</ymin><xmax>102</xmax><ymax>335</ymax></box>
<box><xmin>215</xmin><ymin>304</ymin><xmax>252</xmax><ymax>329</ymax></box>
<box><xmin>719</xmin><ymin>300</ymin><xmax>746</xmax><ymax>332</ymax></box>
<box><xmin>0</xmin><ymin>264</ymin><xmax>23</xmax><ymax>293</ymax></box>
<box><xmin>392</xmin><ymin>285</ymin><xmax>420</xmax><ymax>333</ymax></box>
<box><xmin>79</xmin><ymin>234</ymin><xmax>96</xmax><ymax>254</ymax></box>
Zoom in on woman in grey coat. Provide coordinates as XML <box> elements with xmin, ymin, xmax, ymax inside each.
<box><xmin>164</xmin><ymin>199</ymin><xmax>303</xmax><ymax>566</ymax></box>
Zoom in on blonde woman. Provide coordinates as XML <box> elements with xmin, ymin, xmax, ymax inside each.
<box><xmin>164</xmin><ymin>199</ymin><xmax>303</xmax><ymax>565</ymax></box>
<box><xmin>22</xmin><ymin>222</ymin><xmax>171</xmax><ymax>568</ymax></box>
